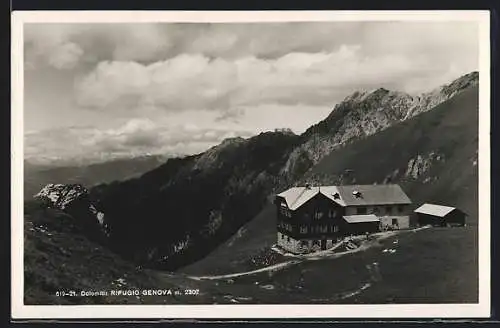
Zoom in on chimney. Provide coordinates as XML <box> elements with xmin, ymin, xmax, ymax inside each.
<box><xmin>333</xmin><ymin>192</ymin><xmax>340</xmax><ymax>199</ymax></box>
<box><xmin>352</xmin><ymin>190</ymin><xmax>362</xmax><ymax>198</ymax></box>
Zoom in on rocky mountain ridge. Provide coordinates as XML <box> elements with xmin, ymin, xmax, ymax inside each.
<box><xmin>281</xmin><ymin>71</ymin><xmax>479</xmax><ymax>181</ymax></box>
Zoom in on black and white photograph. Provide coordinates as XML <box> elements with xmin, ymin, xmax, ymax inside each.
<box><xmin>11</xmin><ymin>10</ymin><xmax>490</xmax><ymax>319</ymax></box>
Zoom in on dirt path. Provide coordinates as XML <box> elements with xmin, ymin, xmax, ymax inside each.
<box><xmin>185</xmin><ymin>228</ymin><xmax>429</xmax><ymax>281</ymax></box>
<box><xmin>188</xmin><ymin>260</ymin><xmax>301</xmax><ymax>281</ymax></box>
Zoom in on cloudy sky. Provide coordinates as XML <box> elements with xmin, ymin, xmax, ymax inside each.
<box><xmin>24</xmin><ymin>21</ymin><xmax>478</xmax><ymax>165</ymax></box>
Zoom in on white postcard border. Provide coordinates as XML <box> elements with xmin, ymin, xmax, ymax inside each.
<box><xmin>11</xmin><ymin>10</ymin><xmax>491</xmax><ymax>319</ymax></box>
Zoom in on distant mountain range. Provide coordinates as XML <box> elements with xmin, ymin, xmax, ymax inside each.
<box><xmin>24</xmin><ymin>154</ymin><xmax>169</xmax><ymax>199</ymax></box>
<box><xmin>26</xmin><ymin>71</ymin><xmax>479</xmax><ymax>286</ymax></box>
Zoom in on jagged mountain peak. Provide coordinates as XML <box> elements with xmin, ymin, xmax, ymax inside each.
<box><xmin>335</xmin><ymin>71</ymin><xmax>478</xmax><ymax>118</ymax></box>
<box><xmin>406</xmin><ymin>71</ymin><xmax>479</xmax><ymax>119</ymax></box>
<box><xmin>192</xmin><ymin>137</ymin><xmax>248</xmax><ymax>171</ymax></box>
<box><xmin>438</xmin><ymin>71</ymin><xmax>479</xmax><ymax>97</ymax></box>
<box><xmin>342</xmin><ymin>87</ymin><xmax>412</xmax><ymax>105</ymax></box>
<box><xmin>219</xmin><ymin>136</ymin><xmax>247</xmax><ymax>148</ymax></box>
<box><xmin>282</xmin><ymin>71</ymin><xmax>478</xmax><ymax>177</ymax></box>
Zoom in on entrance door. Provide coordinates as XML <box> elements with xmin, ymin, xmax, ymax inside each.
<box><xmin>321</xmin><ymin>239</ymin><xmax>327</xmax><ymax>250</ymax></box>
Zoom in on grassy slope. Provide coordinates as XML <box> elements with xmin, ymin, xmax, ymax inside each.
<box><xmin>180</xmin><ymin>86</ymin><xmax>479</xmax><ymax>303</ymax></box>
<box><xmin>209</xmin><ymin>227</ymin><xmax>477</xmax><ymax>304</ymax></box>
<box><xmin>23</xmin><ymin>200</ymin><xmax>225</xmax><ymax>305</ymax></box>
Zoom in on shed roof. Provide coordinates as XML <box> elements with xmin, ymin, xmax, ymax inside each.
<box><xmin>343</xmin><ymin>214</ymin><xmax>380</xmax><ymax>224</ymax></box>
<box><xmin>414</xmin><ymin>203</ymin><xmax>457</xmax><ymax>217</ymax></box>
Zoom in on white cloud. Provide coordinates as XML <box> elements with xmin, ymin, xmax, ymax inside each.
<box><xmin>23</xmin><ymin>21</ymin><xmax>479</xmax><ymax>164</ymax></box>
<box><xmin>74</xmin><ymin>42</ymin><xmax>475</xmax><ymax>114</ymax></box>
<box><xmin>24</xmin><ymin>24</ymin><xmax>88</xmax><ymax>70</ymax></box>
<box><xmin>47</xmin><ymin>42</ymin><xmax>84</xmax><ymax>69</ymax></box>
<box><xmin>24</xmin><ymin>21</ymin><xmax>478</xmax><ymax>69</ymax></box>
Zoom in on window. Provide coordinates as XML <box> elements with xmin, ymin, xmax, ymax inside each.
<box><xmin>333</xmin><ymin>225</ymin><xmax>339</xmax><ymax>232</ymax></box>
<box><xmin>320</xmin><ymin>225</ymin><xmax>328</xmax><ymax>233</ymax></box>
<box><xmin>300</xmin><ymin>225</ymin><xmax>308</xmax><ymax>234</ymax></box>
<box><xmin>281</xmin><ymin>208</ymin><xmax>292</xmax><ymax>218</ymax></box>
<box><xmin>385</xmin><ymin>206</ymin><xmax>392</xmax><ymax>215</ymax></box>
<box><xmin>392</xmin><ymin>218</ymin><xmax>398</xmax><ymax>226</ymax></box>
<box><xmin>328</xmin><ymin>209</ymin><xmax>338</xmax><ymax>218</ymax></box>
<box><xmin>357</xmin><ymin>207</ymin><xmax>367</xmax><ymax>215</ymax></box>
<box><xmin>398</xmin><ymin>205</ymin><xmax>405</xmax><ymax>213</ymax></box>
<box><xmin>314</xmin><ymin>211</ymin><xmax>324</xmax><ymax>220</ymax></box>
<box><xmin>373</xmin><ymin>207</ymin><xmax>380</xmax><ymax>214</ymax></box>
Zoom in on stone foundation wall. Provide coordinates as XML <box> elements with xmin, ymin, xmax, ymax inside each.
<box><xmin>277</xmin><ymin>232</ymin><xmax>338</xmax><ymax>254</ymax></box>
<box><xmin>277</xmin><ymin>232</ymin><xmax>302</xmax><ymax>253</ymax></box>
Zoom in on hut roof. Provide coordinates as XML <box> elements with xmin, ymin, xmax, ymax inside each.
<box><xmin>414</xmin><ymin>203</ymin><xmax>457</xmax><ymax>217</ymax></box>
<box><xmin>342</xmin><ymin>214</ymin><xmax>380</xmax><ymax>224</ymax></box>
<box><xmin>276</xmin><ymin>184</ymin><xmax>411</xmax><ymax>210</ymax></box>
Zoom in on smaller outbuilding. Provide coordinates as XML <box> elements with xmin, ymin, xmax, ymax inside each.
<box><xmin>414</xmin><ymin>203</ymin><xmax>467</xmax><ymax>227</ymax></box>
<box><xmin>341</xmin><ymin>214</ymin><xmax>381</xmax><ymax>235</ymax></box>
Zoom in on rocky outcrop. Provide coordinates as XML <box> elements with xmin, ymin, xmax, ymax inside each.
<box><xmin>34</xmin><ymin>183</ymin><xmax>109</xmax><ymax>238</ymax></box>
<box><xmin>204</xmin><ymin>210</ymin><xmax>223</xmax><ymax>236</ymax></box>
<box><xmin>404</xmin><ymin>152</ymin><xmax>445</xmax><ymax>180</ymax></box>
